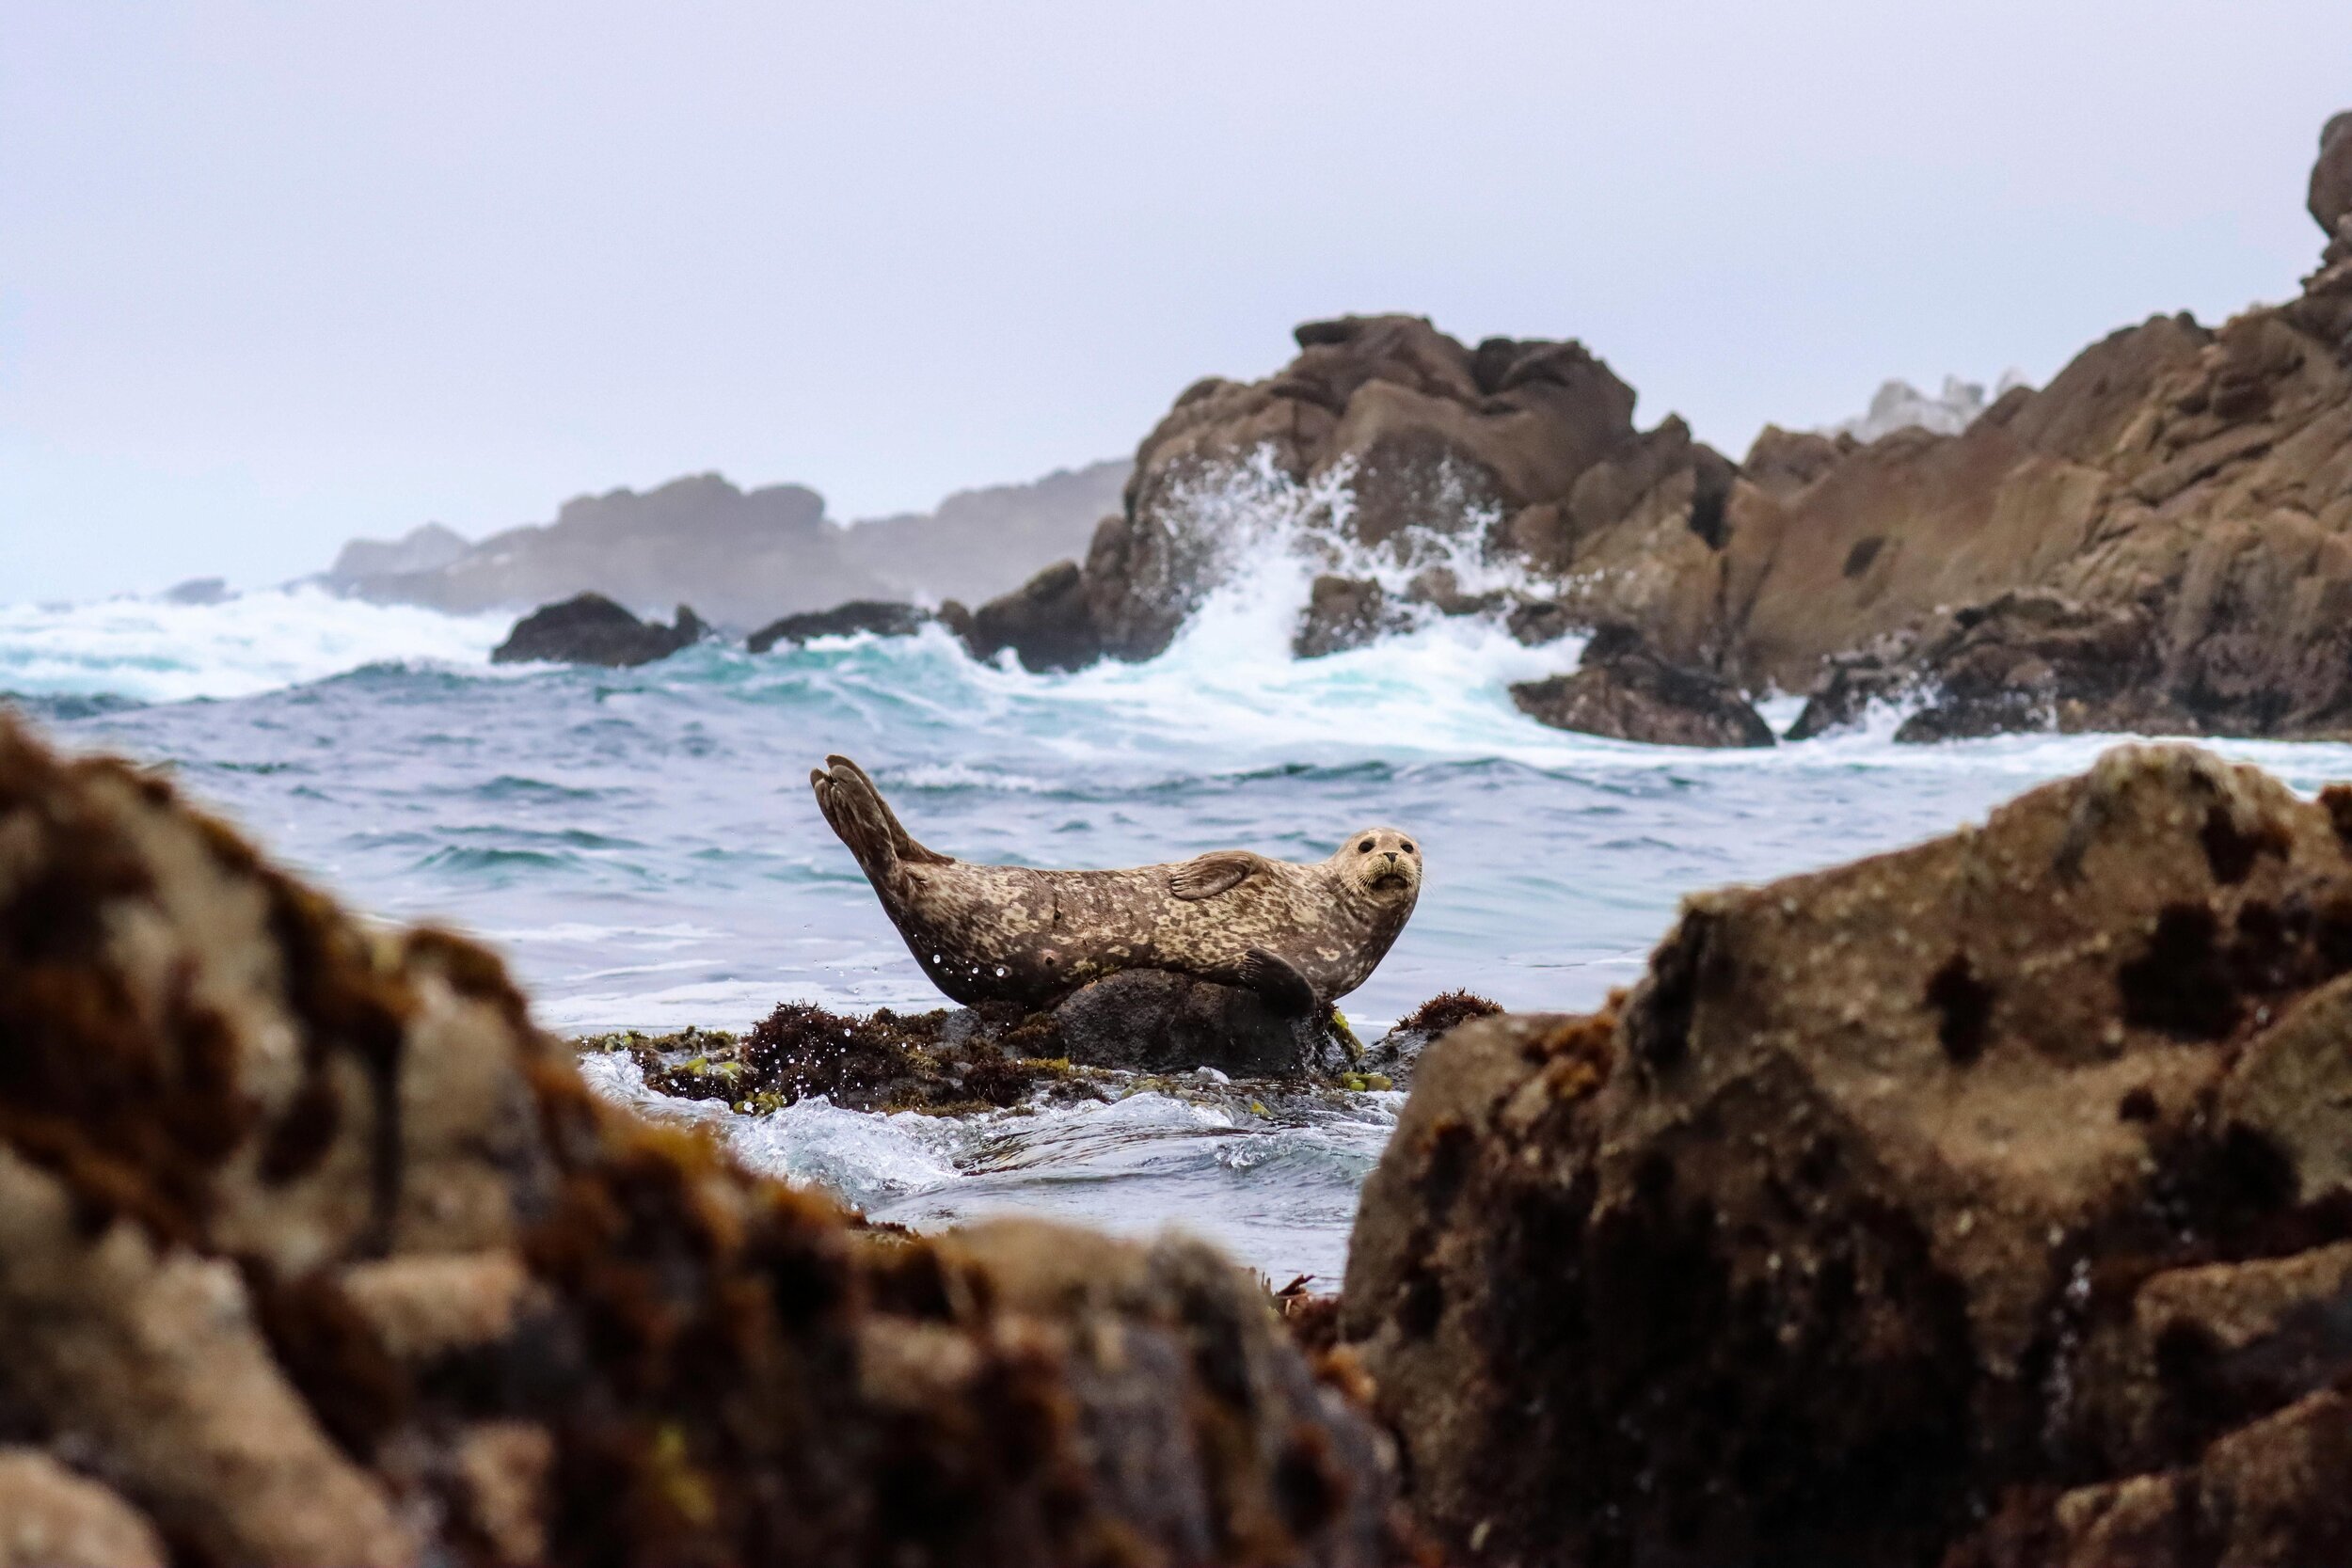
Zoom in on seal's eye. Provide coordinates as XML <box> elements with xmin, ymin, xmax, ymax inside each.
<box><xmin>1358</xmin><ymin>839</ymin><xmax>1374</xmax><ymax>853</ymax></box>
<box><xmin>1401</xmin><ymin>842</ymin><xmax>1416</xmax><ymax>855</ymax></box>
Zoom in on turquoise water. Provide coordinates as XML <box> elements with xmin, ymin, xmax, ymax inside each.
<box><xmin>15</xmin><ymin>579</ymin><xmax>2352</xmax><ymax>1281</ymax></box>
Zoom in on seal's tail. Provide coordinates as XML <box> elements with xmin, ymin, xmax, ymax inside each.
<box><xmin>810</xmin><ymin>755</ymin><xmax>951</xmax><ymax>879</ymax></box>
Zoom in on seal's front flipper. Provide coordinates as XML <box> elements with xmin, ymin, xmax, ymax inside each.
<box><xmin>1239</xmin><ymin>947</ymin><xmax>1319</xmax><ymax>1017</ymax></box>
<box><xmin>1169</xmin><ymin>849</ymin><xmax>1266</xmax><ymax>901</ymax></box>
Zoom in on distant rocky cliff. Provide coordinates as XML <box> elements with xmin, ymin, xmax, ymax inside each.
<box><xmin>325</xmin><ymin>462</ymin><xmax>1126</xmax><ymax>628</ymax></box>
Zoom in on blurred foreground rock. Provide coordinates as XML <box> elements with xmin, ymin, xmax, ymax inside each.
<box><xmin>1343</xmin><ymin>744</ymin><xmax>2352</xmax><ymax>1566</ymax></box>
<box><xmin>0</xmin><ymin>714</ymin><xmax>1409</xmax><ymax>1566</ymax></box>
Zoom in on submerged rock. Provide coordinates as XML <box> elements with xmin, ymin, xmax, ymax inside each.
<box><xmin>1342</xmin><ymin>744</ymin><xmax>2352</xmax><ymax>1567</ymax></box>
<box><xmin>490</xmin><ymin>592</ymin><xmax>707</xmax><ymax>666</ymax></box>
<box><xmin>744</xmin><ymin>598</ymin><xmax>930</xmax><ymax>652</ymax></box>
<box><xmin>1510</xmin><ymin>625</ymin><xmax>1774</xmax><ymax>747</ymax></box>
<box><xmin>0</xmin><ymin>712</ymin><xmax>1406</xmax><ymax>1565</ymax></box>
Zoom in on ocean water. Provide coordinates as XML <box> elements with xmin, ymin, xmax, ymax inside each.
<box><xmin>13</xmin><ymin>543</ymin><xmax>2352</xmax><ymax>1284</ymax></box>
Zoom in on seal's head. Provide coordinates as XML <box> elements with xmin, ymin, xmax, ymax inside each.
<box><xmin>1333</xmin><ymin>826</ymin><xmax>1422</xmax><ymax>900</ymax></box>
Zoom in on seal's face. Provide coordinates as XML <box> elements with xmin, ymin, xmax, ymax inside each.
<box><xmin>1335</xmin><ymin>826</ymin><xmax>1422</xmax><ymax>900</ymax></box>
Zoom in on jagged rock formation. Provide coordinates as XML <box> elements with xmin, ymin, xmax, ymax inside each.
<box><xmin>0</xmin><ymin>712</ymin><xmax>1406</xmax><ymax>1565</ymax></box>
<box><xmin>2313</xmin><ymin>110</ymin><xmax>2352</xmax><ymax>260</ymax></box>
<box><xmin>745</xmin><ymin>599</ymin><xmax>931</xmax><ymax>653</ymax></box>
<box><xmin>1342</xmin><ymin>744</ymin><xmax>2352</xmax><ymax>1566</ymax></box>
<box><xmin>490</xmin><ymin>593</ymin><xmax>707</xmax><ymax>667</ymax></box>
<box><xmin>967</xmin><ymin>116</ymin><xmax>2352</xmax><ymax>743</ymax></box>
<box><xmin>324</xmin><ymin>464</ymin><xmax>1128</xmax><ymax>629</ymax></box>
<box><xmin>1509</xmin><ymin>625</ymin><xmax>1774</xmax><ymax>748</ymax></box>
<box><xmin>968</xmin><ymin>315</ymin><xmax>1722</xmax><ymax>673</ymax></box>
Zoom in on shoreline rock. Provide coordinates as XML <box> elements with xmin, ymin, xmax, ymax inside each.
<box><xmin>1341</xmin><ymin>742</ymin><xmax>2352</xmax><ymax>1566</ymax></box>
<box><xmin>1511</xmin><ymin>625</ymin><xmax>1774</xmax><ymax>747</ymax></box>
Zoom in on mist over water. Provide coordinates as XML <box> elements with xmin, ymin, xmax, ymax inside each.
<box><xmin>15</xmin><ymin>497</ymin><xmax>2352</xmax><ymax>1279</ymax></box>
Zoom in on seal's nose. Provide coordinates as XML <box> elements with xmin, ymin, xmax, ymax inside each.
<box><xmin>1382</xmin><ymin>850</ymin><xmax>1399</xmax><ymax>863</ymax></box>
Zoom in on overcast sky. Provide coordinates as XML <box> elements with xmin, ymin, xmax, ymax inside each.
<box><xmin>6</xmin><ymin>2</ymin><xmax>2348</xmax><ymax>601</ymax></box>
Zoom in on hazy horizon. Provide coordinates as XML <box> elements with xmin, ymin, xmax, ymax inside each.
<box><xmin>8</xmin><ymin>0</ymin><xmax>2350</xmax><ymax>601</ymax></box>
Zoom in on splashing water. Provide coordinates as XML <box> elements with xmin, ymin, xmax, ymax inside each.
<box><xmin>13</xmin><ymin>476</ymin><xmax>2352</xmax><ymax>1278</ymax></box>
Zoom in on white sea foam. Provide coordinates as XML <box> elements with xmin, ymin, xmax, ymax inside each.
<box><xmin>0</xmin><ymin>585</ymin><xmax>512</xmax><ymax>704</ymax></box>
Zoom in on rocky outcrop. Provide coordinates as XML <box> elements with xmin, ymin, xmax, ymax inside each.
<box><xmin>0</xmin><ymin>712</ymin><xmax>1406</xmax><ymax>1565</ymax></box>
<box><xmin>491</xmin><ymin>593</ymin><xmax>706</xmax><ymax>666</ymax></box>
<box><xmin>1510</xmin><ymin>625</ymin><xmax>1774</xmax><ymax>747</ymax></box>
<box><xmin>1342</xmin><ymin>744</ymin><xmax>2352</xmax><ymax>1566</ymax></box>
<box><xmin>962</xmin><ymin>314</ymin><xmax>1732</xmax><ymax>673</ymax></box>
<box><xmin>745</xmin><ymin>599</ymin><xmax>930</xmax><ymax>653</ymax></box>
<box><xmin>949</xmin><ymin>558</ymin><xmax>1104</xmax><ymax>673</ymax></box>
<box><xmin>2312</xmin><ymin>110</ymin><xmax>2352</xmax><ymax>254</ymax></box>
<box><xmin>1785</xmin><ymin>589</ymin><xmax>2167</xmax><ymax>742</ymax></box>
<box><xmin>961</xmin><ymin>117</ymin><xmax>2352</xmax><ymax>743</ymax></box>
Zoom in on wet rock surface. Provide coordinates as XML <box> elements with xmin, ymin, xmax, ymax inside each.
<box><xmin>1295</xmin><ymin>576</ymin><xmax>1416</xmax><ymax>658</ymax></box>
<box><xmin>490</xmin><ymin>592</ymin><xmax>707</xmax><ymax>666</ymax></box>
<box><xmin>1342</xmin><ymin>744</ymin><xmax>2352</xmax><ymax>1567</ymax></box>
<box><xmin>745</xmin><ymin>598</ymin><xmax>930</xmax><ymax>652</ymax></box>
<box><xmin>1511</xmin><ymin>625</ymin><xmax>1774</xmax><ymax>747</ymax></box>
<box><xmin>0</xmin><ymin>713</ymin><xmax>1410</xmax><ymax>1567</ymax></box>
<box><xmin>586</xmin><ymin>970</ymin><xmax>1394</xmax><ymax>1117</ymax></box>
<box><xmin>1787</xmin><ymin>589</ymin><xmax>2168</xmax><ymax>742</ymax></box>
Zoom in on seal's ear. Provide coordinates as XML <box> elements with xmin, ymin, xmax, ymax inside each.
<box><xmin>1239</xmin><ymin>948</ymin><xmax>1320</xmax><ymax>1017</ymax></box>
<box><xmin>1168</xmin><ymin>849</ymin><xmax>1265</xmax><ymax>901</ymax></box>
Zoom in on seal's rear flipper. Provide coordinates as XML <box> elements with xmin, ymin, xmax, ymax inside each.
<box><xmin>1239</xmin><ymin>947</ymin><xmax>1320</xmax><ymax>1017</ymax></box>
<box><xmin>825</xmin><ymin>754</ymin><xmax>953</xmax><ymax>866</ymax></box>
<box><xmin>811</xmin><ymin>760</ymin><xmax>902</xmax><ymax>881</ymax></box>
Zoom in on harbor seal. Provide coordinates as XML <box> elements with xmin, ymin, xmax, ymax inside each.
<box><xmin>809</xmin><ymin>754</ymin><xmax>1421</xmax><ymax>1014</ymax></box>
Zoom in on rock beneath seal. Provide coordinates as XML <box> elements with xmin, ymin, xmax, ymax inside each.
<box><xmin>811</xmin><ymin>754</ymin><xmax>1422</xmax><ymax>1015</ymax></box>
<box><xmin>1053</xmin><ymin>968</ymin><xmax>1345</xmax><ymax>1077</ymax></box>
<box><xmin>490</xmin><ymin>592</ymin><xmax>706</xmax><ymax>666</ymax></box>
<box><xmin>1340</xmin><ymin>744</ymin><xmax>2352</xmax><ymax>1568</ymax></box>
<box><xmin>746</xmin><ymin>599</ymin><xmax>929</xmax><ymax>652</ymax></box>
<box><xmin>1511</xmin><ymin>625</ymin><xmax>1773</xmax><ymax>747</ymax></box>
<box><xmin>1294</xmin><ymin>576</ymin><xmax>1414</xmax><ymax>658</ymax></box>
